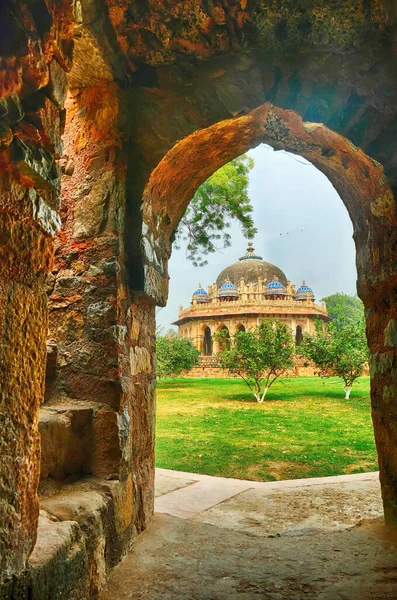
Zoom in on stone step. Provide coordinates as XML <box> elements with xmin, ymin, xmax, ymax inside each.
<box><xmin>39</xmin><ymin>401</ymin><xmax>121</xmax><ymax>482</ymax></box>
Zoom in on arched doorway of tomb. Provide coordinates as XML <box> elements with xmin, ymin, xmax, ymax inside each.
<box><xmin>203</xmin><ymin>326</ymin><xmax>213</xmax><ymax>356</ymax></box>
<box><xmin>141</xmin><ymin>102</ymin><xmax>397</xmax><ymax>523</ymax></box>
<box><xmin>237</xmin><ymin>324</ymin><xmax>246</xmax><ymax>333</ymax></box>
<box><xmin>295</xmin><ymin>326</ymin><xmax>303</xmax><ymax>346</ymax></box>
<box><xmin>215</xmin><ymin>325</ymin><xmax>231</xmax><ymax>353</ymax></box>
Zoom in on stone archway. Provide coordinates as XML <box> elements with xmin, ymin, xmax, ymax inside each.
<box><xmin>140</xmin><ymin>103</ymin><xmax>397</xmax><ymax>524</ymax></box>
<box><xmin>3</xmin><ymin>1</ymin><xmax>397</xmax><ymax>595</ymax></box>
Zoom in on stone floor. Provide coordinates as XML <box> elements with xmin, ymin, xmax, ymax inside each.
<box><xmin>100</xmin><ymin>469</ymin><xmax>397</xmax><ymax>599</ymax></box>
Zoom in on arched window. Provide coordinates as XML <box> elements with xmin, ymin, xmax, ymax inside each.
<box><xmin>295</xmin><ymin>325</ymin><xmax>303</xmax><ymax>346</ymax></box>
<box><xmin>237</xmin><ymin>324</ymin><xmax>246</xmax><ymax>333</ymax></box>
<box><xmin>218</xmin><ymin>326</ymin><xmax>231</xmax><ymax>351</ymax></box>
<box><xmin>203</xmin><ymin>327</ymin><xmax>213</xmax><ymax>355</ymax></box>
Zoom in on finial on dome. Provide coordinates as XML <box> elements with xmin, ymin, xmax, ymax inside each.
<box><xmin>239</xmin><ymin>241</ymin><xmax>263</xmax><ymax>261</ymax></box>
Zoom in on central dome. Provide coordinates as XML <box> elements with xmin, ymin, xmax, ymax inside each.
<box><xmin>216</xmin><ymin>243</ymin><xmax>288</xmax><ymax>288</ymax></box>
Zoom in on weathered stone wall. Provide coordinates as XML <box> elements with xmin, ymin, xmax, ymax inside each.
<box><xmin>0</xmin><ymin>1</ymin><xmax>157</xmax><ymax>591</ymax></box>
<box><xmin>185</xmin><ymin>358</ymin><xmax>318</xmax><ymax>379</ymax></box>
<box><xmin>45</xmin><ymin>79</ymin><xmax>155</xmax><ymax>536</ymax></box>
<box><xmin>3</xmin><ymin>1</ymin><xmax>397</xmax><ymax>597</ymax></box>
<box><xmin>0</xmin><ymin>0</ymin><xmax>72</xmax><ymax>582</ymax></box>
<box><xmin>47</xmin><ymin>83</ymin><xmax>126</xmax><ymax>412</ymax></box>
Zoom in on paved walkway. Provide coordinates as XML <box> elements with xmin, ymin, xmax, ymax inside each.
<box><xmin>154</xmin><ymin>468</ymin><xmax>382</xmax><ymax>527</ymax></box>
<box><xmin>100</xmin><ymin>469</ymin><xmax>397</xmax><ymax>599</ymax></box>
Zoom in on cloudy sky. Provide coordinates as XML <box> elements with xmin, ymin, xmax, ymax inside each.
<box><xmin>156</xmin><ymin>144</ymin><xmax>357</xmax><ymax>331</ymax></box>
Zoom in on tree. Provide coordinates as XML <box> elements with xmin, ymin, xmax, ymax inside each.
<box><xmin>216</xmin><ymin>320</ymin><xmax>294</xmax><ymax>402</ymax></box>
<box><xmin>175</xmin><ymin>155</ymin><xmax>256</xmax><ymax>266</ymax></box>
<box><xmin>298</xmin><ymin>317</ymin><xmax>369</xmax><ymax>398</ymax></box>
<box><xmin>321</xmin><ymin>293</ymin><xmax>364</xmax><ymax>327</ymax></box>
<box><xmin>156</xmin><ymin>335</ymin><xmax>200</xmax><ymax>379</ymax></box>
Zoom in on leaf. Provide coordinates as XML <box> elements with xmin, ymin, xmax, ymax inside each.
<box><xmin>175</xmin><ymin>155</ymin><xmax>256</xmax><ymax>264</ymax></box>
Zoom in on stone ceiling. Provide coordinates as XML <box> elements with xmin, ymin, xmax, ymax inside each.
<box><xmin>3</xmin><ymin>2</ymin><xmax>397</xmax><ymax>189</ymax></box>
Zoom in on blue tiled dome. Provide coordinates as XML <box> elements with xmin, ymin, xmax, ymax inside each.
<box><xmin>265</xmin><ymin>278</ymin><xmax>287</xmax><ymax>295</ymax></box>
<box><xmin>219</xmin><ymin>279</ymin><xmax>239</xmax><ymax>298</ymax></box>
<box><xmin>295</xmin><ymin>281</ymin><xmax>315</xmax><ymax>300</ymax></box>
<box><xmin>193</xmin><ymin>284</ymin><xmax>209</xmax><ymax>302</ymax></box>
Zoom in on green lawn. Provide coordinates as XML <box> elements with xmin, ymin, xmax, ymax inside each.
<box><xmin>155</xmin><ymin>376</ymin><xmax>378</xmax><ymax>481</ymax></box>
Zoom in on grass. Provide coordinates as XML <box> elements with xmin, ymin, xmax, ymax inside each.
<box><xmin>155</xmin><ymin>376</ymin><xmax>378</xmax><ymax>482</ymax></box>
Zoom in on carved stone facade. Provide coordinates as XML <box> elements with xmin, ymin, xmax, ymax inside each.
<box><xmin>2</xmin><ymin>1</ymin><xmax>397</xmax><ymax>598</ymax></box>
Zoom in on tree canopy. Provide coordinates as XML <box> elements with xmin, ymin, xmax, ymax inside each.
<box><xmin>175</xmin><ymin>154</ymin><xmax>256</xmax><ymax>266</ymax></box>
<box><xmin>298</xmin><ymin>317</ymin><xmax>369</xmax><ymax>398</ymax></box>
<box><xmin>156</xmin><ymin>335</ymin><xmax>200</xmax><ymax>379</ymax></box>
<box><xmin>216</xmin><ymin>320</ymin><xmax>294</xmax><ymax>402</ymax></box>
<box><xmin>322</xmin><ymin>293</ymin><xmax>364</xmax><ymax>327</ymax></box>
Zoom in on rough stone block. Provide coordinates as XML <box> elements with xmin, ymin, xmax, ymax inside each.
<box><xmin>73</xmin><ymin>185</ymin><xmax>110</xmax><ymax>240</ymax></box>
<box><xmin>25</xmin><ymin>97</ymin><xmax>64</xmax><ymax>157</ymax></box>
<box><xmin>39</xmin><ymin>405</ymin><xmax>93</xmax><ymax>480</ymax></box>
<box><xmin>45</xmin><ymin>341</ymin><xmax>58</xmax><ymax>379</ymax></box>
<box><xmin>0</xmin><ymin>282</ymin><xmax>47</xmax><ymax>581</ymax></box>
<box><xmin>39</xmin><ymin>402</ymin><xmax>122</xmax><ymax>481</ymax></box>
<box><xmin>130</xmin><ymin>346</ymin><xmax>152</xmax><ymax>376</ymax></box>
<box><xmin>0</xmin><ymin>93</ymin><xmax>24</xmax><ymax>124</ymax></box>
<box><xmin>46</xmin><ymin>59</ymin><xmax>68</xmax><ymax>109</ymax></box>
<box><xmin>11</xmin><ymin>138</ymin><xmax>60</xmax><ymax>192</ymax></box>
<box><xmin>27</xmin><ymin>507</ymin><xmax>104</xmax><ymax>599</ymax></box>
<box><xmin>90</xmin><ymin>407</ymin><xmax>122</xmax><ymax>479</ymax></box>
<box><xmin>29</xmin><ymin>511</ymin><xmax>84</xmax><ymax>597</ymax></box>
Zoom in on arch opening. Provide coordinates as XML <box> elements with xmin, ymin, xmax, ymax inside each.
<box><xmin>203</xmin><ymin>326</ymin><xmax>213</xmax><ymax>356</ymax></box>
<box><xmin>144</xmin><ymin>101</ymin><xmax>397</xmax><ymax>524</ymax></box>
<box><xmin>216</xmin><ymin>325</ymin><xmax>231</xmax><ymax>353</ymax></box>
<box><xmin>141</xmin><ymin>102</ymin><xmax>395</xmax><ymax>309</ymax></box>
<box><xmin>295</xmin><ymin>325</ymin><xmax>303</xmax><ymax>346</ymax></box>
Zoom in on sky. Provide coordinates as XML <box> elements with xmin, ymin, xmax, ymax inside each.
<box><xmin>156</xmin><ymin>144</ymin><xmax>357</xmax><ymax>331</ymax></box>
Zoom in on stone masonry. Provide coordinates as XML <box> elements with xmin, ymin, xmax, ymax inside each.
<box><xmin>2</xmin><ymin>2</ymin><xmax>397</xmax><ymax>598</ymax></box>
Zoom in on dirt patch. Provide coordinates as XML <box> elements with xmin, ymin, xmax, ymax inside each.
<box><xmin>194</xmin><ymin>479</ymin><xmax>383</xmax><ymax>537</ymax></box>
<box><xmin>243</xmin><ymin>461</ymin><xmax>309</xmax><ymax>481</ymax></box>
<box><xmin>100</xmin><ymin>514</ymin><xmax>397</xmax><ymax>600</ymax></box>
<box><xmin>345</xmin><ymin>461</ymin><xmax>378</xmax><ymax>474</ymax></box>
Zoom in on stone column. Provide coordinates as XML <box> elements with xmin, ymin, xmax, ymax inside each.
<box><xmin>355</xmin><ymin>222</ymin><xmax>397</xmax><ymax>526</ymax></box>
<box><xmin>195</xmin><ymin>323</ymin><xmax>202</xmax><ymax>351</ymax></box>
<box><xmin>46</xmin><ymin>84</ymin><xmax>127</xmax><ymax>474</ymax></box>
<box><xmin>45</xmin><ymin>83</ymin><xmax>155</xmax><ymax>529</ymax></box>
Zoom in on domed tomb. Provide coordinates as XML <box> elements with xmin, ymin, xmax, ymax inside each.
<box><xmin>216</xmin><ymin>243</ymin><xmax>288</xmax><ymax>288</ymax></box>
